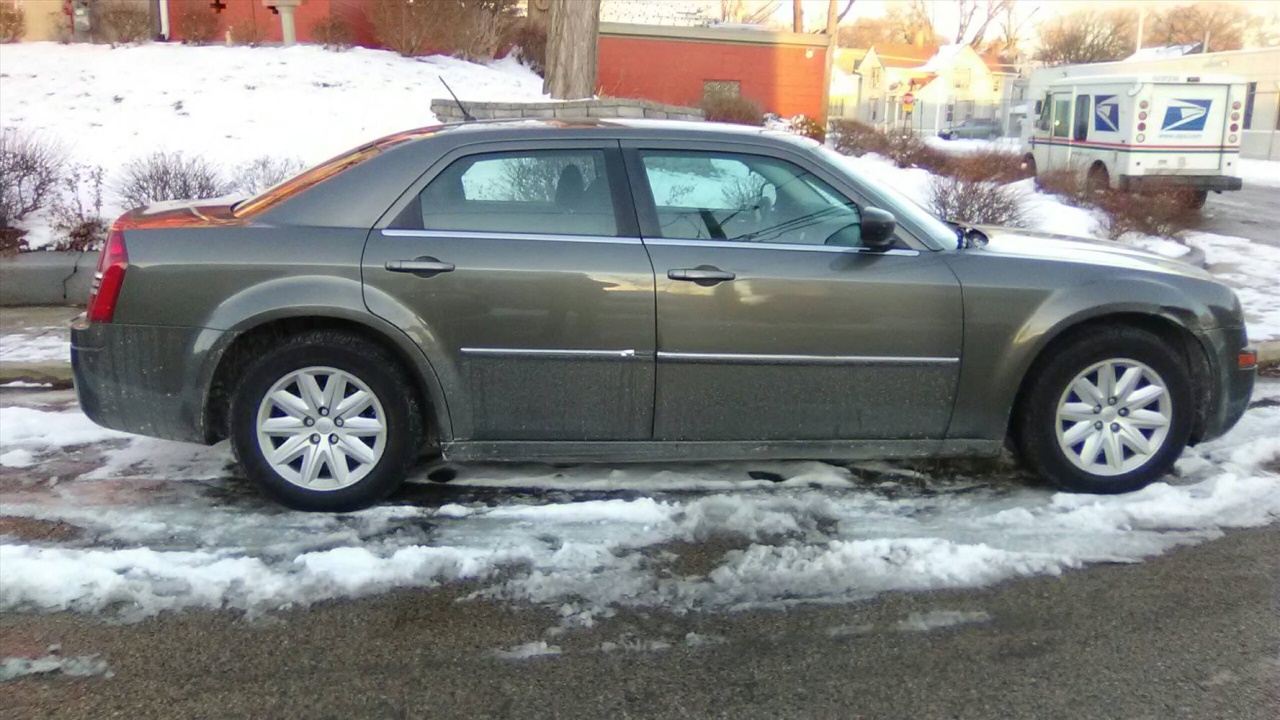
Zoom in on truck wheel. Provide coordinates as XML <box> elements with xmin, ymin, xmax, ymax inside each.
<box><xmin>1014</xmin><ymin>326</ymin><xmax>1192</xmax><ymax>495</ymax></box>
<box><xmin>1086</xmin><ymin>164</ymin><xmax>1110</xmax><ymax>195</ymax></box>
<box><xmin>1189</xmin><ymin>190</ymin><xmax>1209</xmax><ymax>209</ymax></box>
<box><xmin>1021</xmin><ymin>154</ymin><xmax>1037</xmax><ymax>180</ymax></box>
<box><xmin>229</xmin><ymin>330</ymin><xmax>422</xmax><ymax>512</ymax></box>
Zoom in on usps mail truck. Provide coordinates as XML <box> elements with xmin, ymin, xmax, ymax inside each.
<box><xmin>1022</xmin><ymin>74</ymin><xmax>1246</xmax><ymax>205</ymax></box>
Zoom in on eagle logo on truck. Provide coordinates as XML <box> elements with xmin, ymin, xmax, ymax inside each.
<box><xmin>1161</xmin><ymin>99</ymin><xmax>1212</xmax><ymax>132</ymax></box>
<box><xmin>1094</xmin><ymin>95</ymin><xmax>1119</xmax><ymax>132</ymax></box>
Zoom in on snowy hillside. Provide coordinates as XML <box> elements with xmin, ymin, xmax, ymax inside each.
<box><xmin>0</xmin><ymin>42</ymin><xmax>545</xmax><ymax>179</ymax></box>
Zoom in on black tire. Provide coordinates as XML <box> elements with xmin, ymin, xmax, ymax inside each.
<box><xmin>1014</xmin><ymin>326</ymin><xmax>1193</xmax><ymax>494</ymax></box>
<box><xmin>1189</xmin><ymin>189</ymin><xmax>1209</xmax><ymax>209</ymax></box>
<box><xmin>1022</xmin><ymin>154</ymin><xmax>1037</xmax><ymax>180</ymax></box>
<box><xmin>1086</xmin><ymin>163</ymin><xmax>1110</xmax><ymax>195</ymax></box>
<box><xmin>229</xmin><ymin>330</ymin><xmax>423</xmax><ymax>512</ymax></box>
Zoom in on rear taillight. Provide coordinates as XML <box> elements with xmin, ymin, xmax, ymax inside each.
<box><xmin>87</xmin><ymin>224</ymin><xmax>128</xmax><ymax>323</ymax></box>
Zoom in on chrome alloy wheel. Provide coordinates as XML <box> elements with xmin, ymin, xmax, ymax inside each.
<box><xmin>255</xmin><ymin>366</ymin><xmax>387</xmax><ymax>491</ymax></box>
<box><xmin>1055</xmin><ymin>358</ymin><xmax>1173</xmax><ymax>477</ymax></box>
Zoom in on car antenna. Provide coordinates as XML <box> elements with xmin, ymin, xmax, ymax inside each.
<box><xmin>439</xmin><ymin>76</ymin><xmax>476</xmax><ymax>122</ymax></box>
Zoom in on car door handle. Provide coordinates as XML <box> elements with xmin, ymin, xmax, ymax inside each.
<box><xmin>385</xmin><ymin>257</ymin><xmax>455</xmax><ymax>276</ymax></box>
<box><xmin>668</xmin><ymin>266</ymin><xmax>735</xmax><ymax>286</ymax></box>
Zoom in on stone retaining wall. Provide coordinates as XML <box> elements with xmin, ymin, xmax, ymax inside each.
<box><xmin>431</xmin><ymin>98</ymin><xmax>703</xmax><ymax>122</ymax></box>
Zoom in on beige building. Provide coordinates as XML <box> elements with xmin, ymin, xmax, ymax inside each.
<box><xmin>831</xmin><ymin>42</ymin><xmax>1019</xmax><ymax>135</ymax></box>
<box><xmin>1030</xmin><ymin>48</ymin><xmax>1280</xmax><ymax>160</ymax></box>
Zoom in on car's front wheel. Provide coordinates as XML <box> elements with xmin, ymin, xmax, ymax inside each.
<box><xmin>1015</xmin><ymin>326</ymin><xmax>1193</xmax><ymax>494</ymax></box>
<box><xmin>229</xmin><ymin>330</ymin><xmax>422</xmax><ymax>511</ymax></box>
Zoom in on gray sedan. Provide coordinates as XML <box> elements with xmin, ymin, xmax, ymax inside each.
<box><xmin>71</xmin><ymin>120</ymin><xmax>1255</xmax><ymax>511</ymax></box>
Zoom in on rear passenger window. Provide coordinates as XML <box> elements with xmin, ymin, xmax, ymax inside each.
<box><xmin>407</xmin><ymin>150</ymin><xmax>617</xmax><ymax>236</ymax></box>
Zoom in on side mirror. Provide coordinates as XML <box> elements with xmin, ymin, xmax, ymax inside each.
<box><xmin>861</xmin><ymin>206</ymin><xmax>897</xmax><ymax>249</ymax></box>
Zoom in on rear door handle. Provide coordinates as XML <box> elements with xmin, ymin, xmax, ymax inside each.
<box><xmin>385</xmin><ymin>257</ymin><xmax>455</xmax><ymax>276</ymax></box>
<box><xmin>668</xmin><ymin>266</ymin><xmax>736</xmax><ymax>286</ymax></box>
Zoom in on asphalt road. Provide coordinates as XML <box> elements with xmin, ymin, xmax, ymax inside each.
<box><xmin>3</xmin><ymin>526</ymin><xmax>1276</xmax><ymax>720</ymax></box>
<box><xmin>1201</xmin><ymin>183</ymin><xmax>1280</xmax><ymax>248</ymax></box>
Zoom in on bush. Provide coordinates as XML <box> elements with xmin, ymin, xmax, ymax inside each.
<box><xmin>0</xmin><ymin>2</ymin><xmax>25</xmax><ymax>43</ymax></box>
<box><xmin>228</xmin><ymin>156</ymin><xmax>306</xmax><ymax>195</ymax></box>
<box><xmin>116</xmin><ymin>151</ymin><xmax>227</xmax><ymax>209</ymax></box>
<box><xmin>0</xmin><ymin>128</ymin><xmax>65</xmax><ymax>230</ymax></box>
<box><xmin>230</xmin><ymin>18</ymin><xmax>265</xmax><ymax>46</ymax></box>
<box><xmin>506</xmin><ymin>19</ymin><xmax>546</xmax><ymax>75</ymax></box>
<box><xmin>50</xmin><ymin>165</ymin><xmax>109</xmax><ymax>252</ymax></box>
<box><xmin>1095</xmin><ymin>188</ymin><xmax>1201</xmax><ymax>240</ymax></box>
<box><xmin>370</xmin><ymin>0</ymin><xmax>517</xmax><ymax>59</ymax></box>
<box><xmin>0</xmin><ymin>227</ymin><xmax>27</xmax><ymax>255</ymax></box>
<box><xmin>930</xmin><ymin>175</ymin><xmax>1026</xmax><ymax>228</ymax></box>
<box><xmin>828</xmin><ymin>120</ymin><xmax>949</xmax><ymax>173</ymax></box>
<box><xmin>172</xmin><ymin>0</ymin><xmax>218</xmax><ymax>44</ymax></box>
<box><xmin>788</xmin><ymin>114</ymin><xmax>826</xmax><ymax>143</ymax></box>
<box><xmin>942</xmin><ymin>149</ymin><xmax>1027</xmax><ymax>184</ymax></box>
<box><xmin>701</xmin><ymin>94</ymin><xmax>764</xmax><ymax>126</ymax></box>
<box><xmin>95</xmin><ymin>1</ymin><xmax>154</xmax><ymax>44</ymax></box>
<box><xmin>311</xmin><ymin>14</ymin><xmax>351</xmax><ymax>51</ymax></box>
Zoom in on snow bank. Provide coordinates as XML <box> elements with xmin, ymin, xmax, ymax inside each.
<box><xmin>0</xmin><ymin>42</ymin><xmax>547</xmax><ymax>240</ymax></box>
<box><xmin>2</xmin><ymin>404</ymin><xmax>1277</xmax><ymax>621</ymax></box>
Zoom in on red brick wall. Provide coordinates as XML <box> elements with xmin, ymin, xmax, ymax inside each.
<box><xmin>598</xmin><ymin>35</ymin><xmax>828</xmax><ymax>122</ymax></box>
<box><xmin>166</xmin><ymin>0</ymin><xmax>377</xmax><ymax>47</ymax></box>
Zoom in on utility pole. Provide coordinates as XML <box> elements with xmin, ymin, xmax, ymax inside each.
<box><xmin>1136</xmin><ymin>5</ymin><xmax>1145</xmax><ymax>53</ymax></box>
<box><xmin>793</xmin><ymin>0</ymin><xmax>804</xmax><ymax>32</ymax></box>
<box><xmin>821</xmin><ymin>0</ymin><xmax>841</xmax><ymax>126</ymax></box>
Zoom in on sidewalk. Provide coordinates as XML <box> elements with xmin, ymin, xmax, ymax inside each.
<box><xmin>0</xmin><ymin>306</ymin><xmax>81</xmax><ymax>386</ymax></box>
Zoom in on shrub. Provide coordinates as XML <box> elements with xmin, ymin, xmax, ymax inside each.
<box><xmin>701</xmin><ymin>94</ymin><xmax>764</xmax><ymax>126</ymax></box>
<box><xmin>49</xmin><ymin>165</ymin><xmax>109</xmax><ymax>252</ymax></box>
<box><xmin>370</xmin><ymin>0</ymin><xmax>517</xmax><ymax>59</ymax></box>
<box><xmin>95</xmin><ymin>1</ymin><xmax>154</xmax><ymax>44</ymax></box>
<box><xmin>942</xmin><ymin>149</ymin><xmax>1027</xmax><ymax>184</ymax></box>
<box><xmin>230</xmin><ymin>18</ymin><xmax>266</xmax><ymax>46</ymax></box>
<box><xmin>930</xmin><ymin>175</ymin><xmax>1026</xmax><ymax>228</ymax></box>
<box><xmin>1095</xmin><ymin>188</ymin><xmax>1201</xmax><ymax>240</ymax></box>
<box><xmin>0</xmin><ymin>128</ymin><xmax>65</xmax><ymax>230</ymax></box>
<box><xmin>506</xmin><ymin>19</ymin><xmax>546</xmax><ymax>75</ymax></box>
<box><xmin>828</xmin><ymin>120</ymin><xmax>949</xmax><ymax>173</ymax></box>
<box><xmin>172</xmin><ymin>0</ymin><xmax>219</xmax><ymax>44</ymax></box>
<box><xmin>0</xmin><ymin>2</ymin><xmax>24</xmax><ymax>43</ymax></box>
<box><xmin>116</xmin><ymin>151</ymin><xmax>227</xmax><ymax>209</ymax></box>
<box><xmin>228</xmin><ymin>156</ymin><xmax>306</xmax><ymax>195</ymax></box>
<box><xmin>311</xmin><ymin>14</ymin><xmax>351</xmax><ymax>51</ymax></box>
<box><xmin>0</xmin><ymin>227</ymin><xmax>27</xmax><ymax>255</ymax></box>
<box><xmin>788</xmin><ymin>114</ymin><xmax>826</xmax><ymax>143</ymax></box>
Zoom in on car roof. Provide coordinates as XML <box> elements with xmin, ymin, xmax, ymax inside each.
<box><xmin>403</xmin><ymin>117</ymin><xmax>823</xmax><ymax>150</ymax></box>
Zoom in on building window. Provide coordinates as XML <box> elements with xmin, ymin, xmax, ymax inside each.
<box><xmin>954</xmin><ymin>69</ymin><xmax>971</xmax><ymax>91</ymax></box>
<box><xmin>870</xmin><ymin>67</ymin><xmax>882</xmax><ymax>87</ymax></box>
<box><xmin>1243</xmin><ymin>81</ymin><xmax>1256</xmax><ymax>130</ymax></box>
<box><xmin>703</xmin><ymin>80</ymin><xmax>741</xmax><ymax>99</ymax></box>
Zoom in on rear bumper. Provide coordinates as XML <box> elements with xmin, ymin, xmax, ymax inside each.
<box><xmin>1119</xmin><ymin>175</ymin><xmax>1243</xmax><ymax>192</ymax></box>
<box><xmin>71</xmin><ymin>316</ymin><xmax>228</xmax><ymax>444</ymax></box>
<box><xmin>1192</xmin><ymin>325</ymin><xmax>1254</xmax><ymax>444</ymax></box>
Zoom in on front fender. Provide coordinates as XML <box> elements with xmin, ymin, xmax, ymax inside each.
<box><xmin>948</xmin><ymin>272</ymin><xmax>1216</xmax><ymax>441</ymax></box>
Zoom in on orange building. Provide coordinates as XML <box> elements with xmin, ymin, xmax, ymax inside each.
<box><xmin>597</xmin><ymin>23</ymin><xmax>832</xmax><ymax>123</ymax></box>
<box><xmin>165</xmin><ymin>0</ymin><xmax>378</xmax><ymax>47</ymax></box>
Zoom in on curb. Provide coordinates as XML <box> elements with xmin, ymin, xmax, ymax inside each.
<box><xmin>1257</xmin><ymin>341</ymin><xmax>1280</xmax><ymax>368</ymax></box>
<box><xmin>0</xmin><ymin>361</ymin><xmax>74</xmax><ymax>387</ymax></box>
<box><xmin>0</xmin><ymin>251</ymin><xmax>98</xmax><ymax>307</ymax></box>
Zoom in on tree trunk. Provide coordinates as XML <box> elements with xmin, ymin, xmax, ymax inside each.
<box><xmin>544</xmin><ymin>0</ymin><xmax>600</xmax><ymax>100</ymax></box>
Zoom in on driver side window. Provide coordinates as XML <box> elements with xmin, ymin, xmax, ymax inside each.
<box><xmin>638</xmin><ymin>151</ymin><xmax>862</xmax><ymax>247</ymax></box>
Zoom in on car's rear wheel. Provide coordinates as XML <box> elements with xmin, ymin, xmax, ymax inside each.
<box><xmin>229</xmin><ymin>330</ymin><xmax>422</xmax><ymax>512</ymax></box>
<box><xmin>1014</xmin><ymin>326</ymin><xmax>1192</xmax><ymax>494</ymax></box>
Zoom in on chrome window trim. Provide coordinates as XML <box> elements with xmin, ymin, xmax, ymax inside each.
<box><xmin>461</xmin><ymin>347</ymin><xmax>640</xmax><ymax>360</ymax></box>
<box><xmin>641</xmin><ymin>238</ymin><xmax>920</xmax><ymax>256</ymax></box>
<box><xmin>381</xmin><ymin>229</ymin><xmax>641</xmax><ymax>245</ymax></box>
<box><xmin>656</xmin><ymin>352</ymin><xmax>958</xmax><ymax>366</ymax></box>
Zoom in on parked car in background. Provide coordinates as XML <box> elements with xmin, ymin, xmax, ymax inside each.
<box><xmin>938</xmin><ymin>118</ymin><xmax>1001</xmax><ymax>140</ymax></box>
<box><xmin>72</xmin><ymin>120</ymin><xmax>1255</xmax><ymax>511</ymax></box>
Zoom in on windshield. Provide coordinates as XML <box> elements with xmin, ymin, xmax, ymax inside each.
<box><xmin>814</xmin><ymin>145</ymin><xmax>956</xmax><ymax>250</ymax></box>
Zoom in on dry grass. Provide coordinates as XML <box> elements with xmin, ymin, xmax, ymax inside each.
<box><xmin>115</xmin><ymin>151</ymin><xmax>227</xmax><ymax>209</ymax></box>
<box><xmin>172</xmin><ymin>0</ymin><xmax>219</xmax><ymax>44</ymax></box>
<box><xmin>311</xmin><ymin>14</ymin><xmax>352</xmax><ymax>52</ymax></box>
<box><xmin>0</xmin><ymin>2</ymin><xmax>26</xmax><ymax>43</ymax></box>
<box><xmin>95</xmin><ymin>1</ymin><xmax>154</xmax><ymax>44</ymax></box>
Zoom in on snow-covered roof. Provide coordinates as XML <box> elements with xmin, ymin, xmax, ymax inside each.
<box><xmin>919</xmin><ymin>44</ymin><xmax>968</xmax><ymax>73</ymax></box>
<box><xmin>1124</xmin><ymin>43</ymin><xmax>1202</xmax><ymax>62</ymax></box>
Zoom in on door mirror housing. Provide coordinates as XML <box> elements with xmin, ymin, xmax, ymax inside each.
<box><xmin>860</xmin><ymin>206</ymin><xmax>897</xmax><ymax>250</ymax></box>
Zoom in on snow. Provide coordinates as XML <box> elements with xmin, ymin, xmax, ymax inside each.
<box><xmin>1</xmin><ymin>400</ymin><xmax>1277</xmax><ymax>622</ymax></box>
<box><xmin>1187</xmin><ymin>231</ymin><xmax>1280</xmax><ymax>341</ymax></box>
<box><xmin>1237</xmin><ymin>159</ymin><xmax>1280</xmax><ymax>189</ymax></box>
<box><xmin>493</xmin><ymin>641</ymin><xmax>563</xmax><ymax>660</ymax></box>
<box><xmin>0</xmin><ymin>653</ymin><xmax>113</xmax><ymax>681</ymax></box>
<box><xmin>895</xmin><ymin>610</ymin><xmax>992</xmax><ymax>632</ymax></box>
<box><xmin>0</xmin><ymin>42</ymin><xmax>548</xmax><ymax>241</ymax></box>
<box><xmin>0</xmin><ymin>333</ymin><xmax>69</xmax><ymax>364</ymax></box>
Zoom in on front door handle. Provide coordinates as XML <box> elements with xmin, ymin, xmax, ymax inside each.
<box><xmin>668</xmin><ymin>266</ymin><xmax>736</xmax><ymax>287</ymax></box>
<box><xmin>385</xmin><ymin>257</ymin><xmax>456</xmax><ymax>277</ymax></box>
